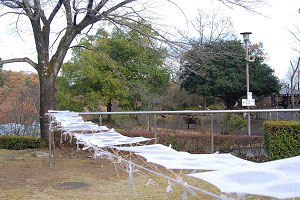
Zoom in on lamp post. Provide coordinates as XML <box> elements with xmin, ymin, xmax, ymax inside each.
<box><xmin>241</xmin><ymin>32</ymin><xmax>252</xmax><ymax>136</ymax></box>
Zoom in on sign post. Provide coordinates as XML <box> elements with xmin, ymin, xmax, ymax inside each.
<box><xmin>241</xmin><ymin>32</ymin><xmax>252</xmax><ymax>136</ymax></box>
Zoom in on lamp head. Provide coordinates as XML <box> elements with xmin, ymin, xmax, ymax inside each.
<box><xmin>240</xmin><ymin>32</ymin><xmax>252</xmax><ymax>41</ymax></box>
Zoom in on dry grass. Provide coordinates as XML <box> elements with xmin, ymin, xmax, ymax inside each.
<box><xmin>0</xmin><ymin>148</ymin><xmax>282</xmax><ymax>200</ymax></box>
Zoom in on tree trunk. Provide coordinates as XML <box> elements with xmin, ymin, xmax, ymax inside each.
<box><xmin>39</xmin><ymin>73</ymin><xmax>57</xmax><ymax>143</ymax></box>
<box><xmin>107</xmin><ymin>99</ymin><xmax>112</xmax><ymax>122</ymax></box>
<box><xmin>291</xmin><ymin>81</ymin><xmax>295</xmax><ymax>109</ymax></box>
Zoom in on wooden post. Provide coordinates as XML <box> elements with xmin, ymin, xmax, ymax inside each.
<box><xmin>49</xmin><ymin>129</ymin><xmax>52</xmax><ymax>167</ymax></box>
<box><xmin>99</xmin><ymin>115</ymin><xmax>102</xmax><ymax>126</ymax></box>
<box><xmin>211</xmin><ymin>114</ymin><xmax>214</xmax><ymax>154</ymax></box>
<box><xmin>147</xmin><ymin>114</ymin><xmax>151</xmax><ymax>132</ymax></box>
<box><xmin>52</xmin><ymin>130</ymin><xmax>56</xmax><ymax>165</ymax></box>
<box><xmin>154</xmin><ymin>114</ymin><xmax>157</xmax><ymax>143</ymax></box>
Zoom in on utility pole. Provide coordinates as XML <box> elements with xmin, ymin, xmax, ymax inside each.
<box><xmin>241</xmin><ymin>32</ymin><xmax>252</xmax><ymax>136</ymax></box>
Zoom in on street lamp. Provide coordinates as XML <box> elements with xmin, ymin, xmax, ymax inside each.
<box><xmin>240</xmin><ymin>32</ymin><xmax>252</xmax><ymax>136</ymax></box>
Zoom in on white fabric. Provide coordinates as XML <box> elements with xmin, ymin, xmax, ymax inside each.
<box><xmin>114</xmin><ymin>144</ymin><xmax>177</xmax><ymax>153</ymax></box>
<box><xmin>188</xmin><ymin>155</ymin><xmax>300</xmax><ymax>199</ymax></box>
<box><xmin>136</xmin><ymin>151</ymin><xmax>255</xmax><ymax>170</ymax></box>
<box><xmin>62</xmin><ymin>123</ymin><xmax>109</xmax><ymax>132</ymax></box>
<box><xmin>47</xmin><ymin>110</ymin><xmax>222</xmax><ymax>199</ymax></box>
<box><xmin>189</xmin><ymin>154</ymin><xmax>255</xmax><ymax>170</ymax></box>
<box><xmin>74</xmin><ymin>129</ymin><xmax>151</xmax><ymax>148</ymax></box>
<box><xmin>48</xmin><ymin>111</ymin><xmax>109</xmax><ymax>132</ymax></box>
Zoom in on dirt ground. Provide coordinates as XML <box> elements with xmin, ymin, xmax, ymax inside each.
<box><xmin>0</xmin><ymin>148</ymin><xmax>281</xmax><ymax>200</ymax></box>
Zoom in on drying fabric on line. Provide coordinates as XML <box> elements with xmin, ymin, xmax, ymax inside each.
<box><xmin>48</xmin><ymin>110</ymin><xmax>109</xmax><ymax>132</ymax></box>
<box><xmin>133</xmin><ymin>150</ymin><xmax>255</xmax><ymax>170</ymax></box>
<box><xmin>74</xmin><ymin>129</ymin><xmax>152</xmax><ymax>148</ymax></box>
<box><xmin>114</xmin><ymin>144</ymin><xmax>177</xmax><ymax>153</ymax></box>
<box><xmin>188</xmin><ymin>155</ymin><xmax>300</xmax><ymax>199</ymax></box>
<box><xmin>48</xmin><ymin>110</ymin><xmax>300</xmax><ymax>199</ymax></box>
<box><xmin>47</xmin><ymin>110</ymin><xmax>223</xmax><ymax>199</ymax></box>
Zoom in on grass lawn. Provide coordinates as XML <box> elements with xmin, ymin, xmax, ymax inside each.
<box><xmin>0</xmin><ymin>148</ymin><xmax>280</xmax><ymax>199</ymax></box>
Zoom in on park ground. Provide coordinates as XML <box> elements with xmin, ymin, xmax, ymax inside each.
<box><xmin>0</xmin><ymin>148</ymin><xmax>286</xmax><ymax>200</ymax></box>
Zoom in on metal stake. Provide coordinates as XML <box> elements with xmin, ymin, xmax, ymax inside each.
<box><xmin>211</xmin><ymin>114</ymin><xmax>214</xmax><ymax>153</ymax></box>
<box><xmin>154</xmin><ymin>114</ymin><xmax>157</xmax><ymax>143</ymax></box>
<box><xmin>99</xmin><ymin>115</ymin><xmax>102</xmax><ymax>126</ymax></box>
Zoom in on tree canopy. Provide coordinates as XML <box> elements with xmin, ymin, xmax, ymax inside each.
<box><xmin>0</xmin><ymin>0</ymin><xmax>266</xmax><ymax>141</ymax></box>
<box><xmin>0</xmin><ymin>71</ymin><xmax>39</xmax><ymax>130</ymax></box>
<box><xmin>58</xmin><ymin>24</ymin><xmax>170</xmax><ymax>112</ymax></box>
<box><xmin>180</xmin><ymin>40</ymin><xmax>280</xmax><ymax>108</ymax></box>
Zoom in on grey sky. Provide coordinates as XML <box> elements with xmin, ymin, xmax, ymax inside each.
<box><xmin>0</xmin><ymin>0</ymin><xmax>299</xmax><ymax>80</ymax></box>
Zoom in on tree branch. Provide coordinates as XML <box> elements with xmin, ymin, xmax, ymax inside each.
<box><xmin>1</xmin><ymin>0</ymin><xmax>23</xmax><ymax>9</ymax></box>
<box><xmin>33</xmin><ymin>0</ymin><xmax>41</xmax><ymax>20</ymax></box>
<box><xmin>0</xmin><ymin>58</ymin><xmax>38</xmax><ymax>70</ymax></box>
<box><xmin>0</xmin><ymin>11</ymin><xmax>27</xmax><ymax>18</ymax></box>
<box><xmin>86</xmin><ymin>0</ymin><xmax>94</xmax><ymax>16</ymax></box>
<box><xmin>48</xmin><ymin>0</ymin><xmax>64</xmax><ymax>24</ymax></box>
<box><xmin>102</xmin><ymin>0</ymin><xmax>136</xmax><ymax>16</ymax></box>
<box><xmin>93</xmin><ymin>0</ymin><xmax>108</xmax><ymax>14</ymax></box>
<box><xmin>22</xmin><ymin>0</ymin><xmax>34</xmax><ymax>18</ymax></box>
<box><xmin>63</xmin><ymin>0</ymin><xmax>73</xmax><ymax>27</ymax></box>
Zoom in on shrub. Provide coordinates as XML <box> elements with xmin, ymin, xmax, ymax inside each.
<box><xmin>207</xmin><ymin>104</ymin><xmax>226</xmax><ymax>110</ymax></box>
<box><xmin>118</xmin><ymin>129</ymin><xmax>264</xmax><ymax>155</ymax></box>
<box><xmin>0</xmin><ymin>136</ymin><xmax>40</xmax><ymax>150</ymax></box>
<box><xmin>166</xmin><ymin>134</ymin><xmax>178</xmax><ymax>150</ymax></box>
<box><xmin>264</xmin><ymin>120</ymin><xmax>300</xmax><ymax>160</ymax></box>
<box><xmin>220</xmin><ymin>113</ymin><xmax>247</xmax><ymax>134</ymax></box>
<box><xmin>111</xmin><ymin>115</ymin><xmax>137</xmax><ymax>128</ymax></box>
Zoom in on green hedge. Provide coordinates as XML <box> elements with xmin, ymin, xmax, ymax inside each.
<box><xmin>264</xmin><ymin>121</ymin><xmax>300</xmax><ymax>161</ymax></box>
<box><xmin>0</xmin><ymin>136</ymin><xmax>40</xmax><ymax>150</ymax></box>
<box><xmin>118</xmin><ymin>129</ymin><xmax>264</xmax><ymax>157</ymax></box>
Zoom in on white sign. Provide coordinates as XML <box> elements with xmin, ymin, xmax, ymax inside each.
<box><xmin>247</xmin><ymin>92</ymin><xmax>252</xmax><ymax>100</ymax></box>
<box><xmin>242</xmin><ymin>99</ymin><xmax>255</xmax><ymax>106</ymax></box>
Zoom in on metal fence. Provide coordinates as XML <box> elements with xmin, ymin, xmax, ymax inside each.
<box><xmin>79</xmin><ymin>108</ymin><xmax>300</xmax><ymax>154</ymax></box>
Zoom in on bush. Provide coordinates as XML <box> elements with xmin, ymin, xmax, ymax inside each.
<box><xmin>118</xmin><ymin>129</ymin><xmax>264</xmax><ymax>156</ymax></box>
<box><xmin>166</xmin><ymin>134</ymin><xmax>178</xmax><ymax>150</ymax></box>
<box><xmin>111</xmin><ymin>115</ymin><xmax>138</xmax><ymax>128</ymax></box>
<box><xmin>220</xmin><ymin>113</ymin><xmax>247</xmax><ymax>135</ymax></box>
<box><xmin>207</xmin><ymin>104</ymin><xmax>226</xmax><ymax>110</ymax></box>
<box><xmin>264</xmin><ymin>120</ymin><xmax>300</xmax><ymax>160</ymax></box>
<box><xmin>0</xmin><ymin>136</ymin><xmax>40</xmax><ymax>150</ymax></box>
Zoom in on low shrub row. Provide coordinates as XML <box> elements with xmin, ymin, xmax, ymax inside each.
<box><xmin>118</xmin><ymin>129</ymin><xmax>264</xmax><ymax>157</ymax></box>
<box><xmin>264</xmin><ymin>120</ymin><xmax>300</xmax><ymax>161</ymax></box>
<box><xmin>0</xmin><ymin>136</ymin><xmax>40</xmax><ymax>150</ymax></box>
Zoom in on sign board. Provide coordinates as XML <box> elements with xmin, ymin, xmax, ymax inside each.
<box><xmin>247</xmin><ymin>92</ymin><xmax>252</xmax><ymax>100</ymax></box>
<box><xmin>242</xmin><ymin>99</ymin><xmax>255</xmax><ymax>106</ymax></box>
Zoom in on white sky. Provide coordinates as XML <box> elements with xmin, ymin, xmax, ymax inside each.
<box><xmin>0</xmin><ymin>0</ymin><xmax>299</xmax><ymax>79</ymax></box>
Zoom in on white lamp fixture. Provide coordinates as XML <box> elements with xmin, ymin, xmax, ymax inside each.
<box><xmin>240</xmin><ymin>32</ymin><xmax>252</xmax><ymax>41</ymax></box>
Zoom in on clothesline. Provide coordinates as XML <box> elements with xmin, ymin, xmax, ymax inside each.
<box><xmin>47</xmin><ymin>110</ymin><xmax>300</xmax><ymax>199</ymax></box>
<box><xmin>47</xmin><ymin>110</ymin><xmax>222</xmax><ymax>199</ymax></box>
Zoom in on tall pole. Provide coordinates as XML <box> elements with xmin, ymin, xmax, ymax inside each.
<box><xmin>241</xmin><ymin>32</ymin><xmax>252</xmax><ymax>136</ymax></box>
<box><xmin>245</xmin><ymin>39</ymin><xmax>251</xmax><ymax>136</ymax></box>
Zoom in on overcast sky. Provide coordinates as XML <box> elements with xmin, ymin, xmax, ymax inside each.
<box><xmin>0</xmin><ymin>0</ymin><xmax>299</xmax><ymax>80</ymax></box>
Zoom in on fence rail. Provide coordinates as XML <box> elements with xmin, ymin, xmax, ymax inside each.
<box><xmin>78</xmin><ymin>109</ymin><xmax>300</xmax><ymax>154</ymax></box>
<box><xmin>79</xmin><ymin>108</ymin><xmax>300</xmax><ymax>115</ymax></box>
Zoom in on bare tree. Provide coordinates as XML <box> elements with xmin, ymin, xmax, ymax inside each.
<box><xmin>289</xmin><ymin>25</ymin><xmax>300</xmax><ymax>54</ymax></box>
<box><xmin>284</xmin><ymin>58</ymin><xmax>300</xmax><ymax>108</ymax></box>
<box><xmin>285</xmin><ymin>10</ymin><xmax>300</xmax><ymax>108</ymax></box>
<box><xmin>192</xmin><ymin>9</ymin><xmax>235</xmax><ymax>44</ymax></box>
<box><xmin>168</xmin><ymin>9</ymin><xmax>236</xmax><ymax>84</ymax></box>
<box><xmin>0</xmin><ymin>0</ymin><xmax>264</xmax><ymax>142</ymax></box>
<box><xmin>0</xmin><ymin>71</ymin><xmax>39</xmax><ymax>135</ymax></box>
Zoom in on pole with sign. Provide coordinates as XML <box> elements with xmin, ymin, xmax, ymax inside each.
<box><xmin>241</xmin><ymin>32</ymin><xmax>252</xmax><ymax>136</ymax></box>
<box><xmin>242</xmin><ymin>92</ymin><xmax>255</xmax><ymax>106</ymax></box>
